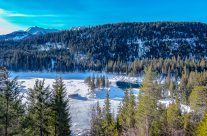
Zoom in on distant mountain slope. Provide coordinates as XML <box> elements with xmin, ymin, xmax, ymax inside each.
<box><xmin>26</xmin><ymin>26</ymin><xmax>58</xmax><ymax>35</ymax></box>
<box><xmin>0</xmin><ymin>22</ymin><xmax>207</xmax><ymax>71</ymax></box>
<box><xmin>0</xmin><ymin>26</ymin><xmax>58</xmax><ymax>41</ymax></box>
<box><xmin>20</xmin><ymin>22</ymin><xmax>207</xmax><ymax>59</ymax></box>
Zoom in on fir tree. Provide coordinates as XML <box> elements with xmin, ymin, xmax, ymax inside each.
<box><xmin>90</xmin><ymin>101</ymin><xmax>103</xmax><ymax>136</ymax></box>
<box><xmin>180</xmin><ymin>66</ymin><xmax>189</xmax><ymax>103</ymax></box>
<box><xmin>117</xmin><ymin>90</ymin><xmax>130</xmax><ymax>133</ymax></box>
<box><xmin>189</xmin><ymin>86</ymin><xmax>207</xmax><ymax>113</ymax></box>
<box><xmin>26</xmin><ymin>79</ymin><xmax>52</xmax><ymax>136</ymax></box>
<box><xmin>101</xmin><ymin>76</ymin><xmax>106</xmax><ymax>88</ymax></box>
<box><xmin>117</xmin><ymin>89</ymin><xmax>136</xmax><ymax>134</ymax></box>
<box><xmin>149</xmin><ymin>108</ymin><xmax>164</xmax><ymax>136</ymax></box>
<box><xmin>91</xmin><ymin>75</ymin><xmax>96</xmax><ymax>92</ymax></box>
<box><xmin>52</xmin><ymin>78</ymin><xmax>72</xmax><ymax>136</ymax></box>
<box><xmin>169</xmin><ymin>80</ymin><xmax>175</xmax><ymax>98</ymax></box>
<box><xmin>166</xmin><ymin>98</ymin><xmax>183</xmax><ymax>135</ymax></box>
<box><xmin>165</xmin><ymin>72</ymin><xmax>171</xmax><ymax>90</ymax></box>
<box><xmin>135</xmin><ymin>66</ymin><xmax>160</xmax><ymax>136</ymax></box>
<box><xmin>102</xmin><ymin>90</ymin><xmax>118</xmax><ymax>136</ymax></box>
<box><xmin>0</xmin><ymin>69</ymin><xmax>25</xmax><ymax>136</ymax></box>
<box><xmin>129</xmin><ymin>89</ymin><xmax>136</xmax><ymax>127</ymax></box>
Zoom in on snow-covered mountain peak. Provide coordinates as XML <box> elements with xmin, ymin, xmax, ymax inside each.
<box><xmin>26</xmin><ymin>26</ymin><xmax>39</xmax><ymax>32</ymax></box>
<box><xmin>0</xmin><ymin>26</ymin><xmax>59</xmax><ymax>41</ymax></box>
<box><xmin>26</xmin><ymin>26</ymin><xmax>58</xmax><ymax>35</ymax></box>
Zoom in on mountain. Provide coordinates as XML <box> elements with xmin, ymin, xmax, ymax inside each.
<box><xmin>0</xmin><ymin>31</ymin><xmax>31</xmax><ymax>41</ymax></box>
<box><xmin>18</xmin><ymin>22</ymin><xmax>207</xmax><ymax>59</ymax></box>
<box><xmin>0</xmin><ymin>26</ymin><xmax>58</xmax><ymax>41</ymax></box>
<box><xmin>26</xmin><ymin>26</ymin><xmax>58</xmax><ymax>35</ymax></box>
<box><xmin>0</xmin><ymin>22</ymin><xmax>207</xmax><ymax>72</ymax></box>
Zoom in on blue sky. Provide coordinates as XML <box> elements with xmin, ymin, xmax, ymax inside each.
<box><xmin>0</xmin><ymin>0</ymin><xmax>206</xmax><ymax>34</ymax></box>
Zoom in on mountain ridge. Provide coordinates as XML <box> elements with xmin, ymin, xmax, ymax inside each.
<box><xmin>0</xmin><ymin>26</ymin><xmax>58</xmax><ymax>41</ymax></box>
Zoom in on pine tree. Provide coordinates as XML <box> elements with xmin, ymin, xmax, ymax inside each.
<box><xmin>117</xmin><ymin>89</ymin><xmax>136</xmax><ymax>134</ymax></box>
<box><xmin>189</xmin><ymin>86</ymin><xmax>207</xmax><ymax>113</ymax></box>
<box><xmin>101</xmin><ymin>76</ymin><xmax>106</xmax><ymax>88</ymax></box>
<box><xmin>25</xmin><ymin>79</ymin><xmax>52</xmax><ymax>136</ymax></box>
<box><xmin>117</xmin><ymin>90</ymin><xmax>130</xmax><ymax>132</ymax></box>
<box><xmin>186</xmin><ymin>72</ymin><xmax>198</xmax><ymax>94</ymax></box>
<box><xmin>51</xmin><ymin>78</ymin><xmax>71</xmax><ymax>136</ymax></box>
<box><xmin>166</xmin><ymin>98</ymin><xmax>183</xmax><ymax>135</ymax></box>
<box><xmin>91</xmin><ymin>75</ymin><xmax>96</xmax><ymax>92</ymax></box>
<box><xmin>180</xmin><ymin>66</ymin><xmax>189</xmax><ymax>104</ymax></box>
<box><xmin>149</xmin><ymin>108</ymin><xmax>166</xmax><ymax>136</ymax></box>
<box><xmin>165</xmin><ymin>71</ymin><xmax>171</xmax><ymax>90</ymax></box>
<box><xmin>135</xmin><ymin>66</ymin><xmax>160</xmax><ymax>136</ymax></box>
<box><xmin>0</xmin><ymin>69</ymin><xmax>25</xmax><ymax>136</ymax></box>
<box><xmin>102</xmin><ymin>90</ymin><xmax>118</xmax><ymax>136</ymax></box>
<box><xmin>169</xmin><ymin>80</ymin><xmax>175</xmax><ymax>98</ymax></box>
<box><xmin>129</xmin><ymin>89</ymin><xmax>136</xmax><ymax>127</ymax></box>
<box><xmin>90</xmin><ymin>101</ymin><xmax>103</xmax><ymax>136</ymax></box>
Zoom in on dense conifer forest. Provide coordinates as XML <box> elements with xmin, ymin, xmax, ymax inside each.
<box><xmin>0</xmin><ymin>22</ymin><xmax>207</xmax><ymax>73</ymax></box>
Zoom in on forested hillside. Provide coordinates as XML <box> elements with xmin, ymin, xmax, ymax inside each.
<box><xmin>0</xmin><ymin>22</ymin><xmax>207</xmax><ymax>72</ymax></box>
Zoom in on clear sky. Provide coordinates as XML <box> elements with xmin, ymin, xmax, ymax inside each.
<box><xmin>0</xmin><ymin>0</ymin><xmax>206</xmax><ymax>34</ymax></box>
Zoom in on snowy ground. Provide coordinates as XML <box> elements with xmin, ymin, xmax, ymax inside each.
<box><xmin>11</xmin><ymin>72</ymin><xmax>139</xmax><ymax>136</ymax></box>
<box><xmin>10</xmin><ymin>71</ymin><xmax>190</xmax><ymax>135</ymax></box>
<box><xmin>158</xmin><ymin>99</ymin><xmax>191</xmax><ymax>113</ymax></box>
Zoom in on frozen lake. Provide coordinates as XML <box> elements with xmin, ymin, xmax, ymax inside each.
<box><xmin>10</xmin><ymin>71</ymin><xmax>115</xmax><ymax>80</ymax></box>
<box><xmin>10</xmin><ymin>71</ymin><xmax>140</xmax><ymax>136</ymax></box>
<box><xmin>10</xmin><ymin>71</ymin><xmax>189</xmax><ymax>136</ymax></box>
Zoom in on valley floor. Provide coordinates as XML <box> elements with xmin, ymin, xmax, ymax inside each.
<box><xmin>11</xmin><ymin>72</ymin><xmax>139</xmax><ymax>136</ymax></box>
<box><xmin>10</xmin><ymin>71</ymin><xmax>190</xmax><ymax>136</ymax></box>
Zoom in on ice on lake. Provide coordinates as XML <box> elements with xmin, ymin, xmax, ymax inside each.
<box><xmin>10</xmin><ymin>71</ymin><xmax>140</xmax><ymax>136</ymax></box>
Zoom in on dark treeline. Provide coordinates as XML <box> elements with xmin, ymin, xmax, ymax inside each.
<box><xmin>0</xmin><ymin>68</ymin><xmax>72</xmax><ymax>136</ymax></box>
<box><xmin>90</xmin><ymin>67</ymin><xmax>207</xmax><ymax>136</ymax></box>
<box><xmin>107</xmin><ymin>57</ymin><xmax>207</xmax><ymax>77</ymax></box>
<box><xmin>0</xmin><ymin>22</ymin><xmax>207</xmax><ymax>72</ymax></box>
<box><xmin>84</xmin><ymin>75</ymin><xmax>110</xmax><ymax>91</ymax></box>
<box><xmin>2</xmin><ymin>53</ymin><xmax>207</xmax><ymax>79</ymax></box>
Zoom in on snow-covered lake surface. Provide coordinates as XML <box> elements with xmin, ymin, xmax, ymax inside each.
<box><xmin>10</xmin><ymin>71</ymin><xmax>115</xmax><ymax>79</ymax></box>
<box><xmin>9</xmin><ymin>71</ymin><xmax>190</xmax><ymax>135</ymax></box>
<box><xmin>10</xmin><ymin>71</ymin><xmax>140</xmax><ymax>136</ymax></box>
